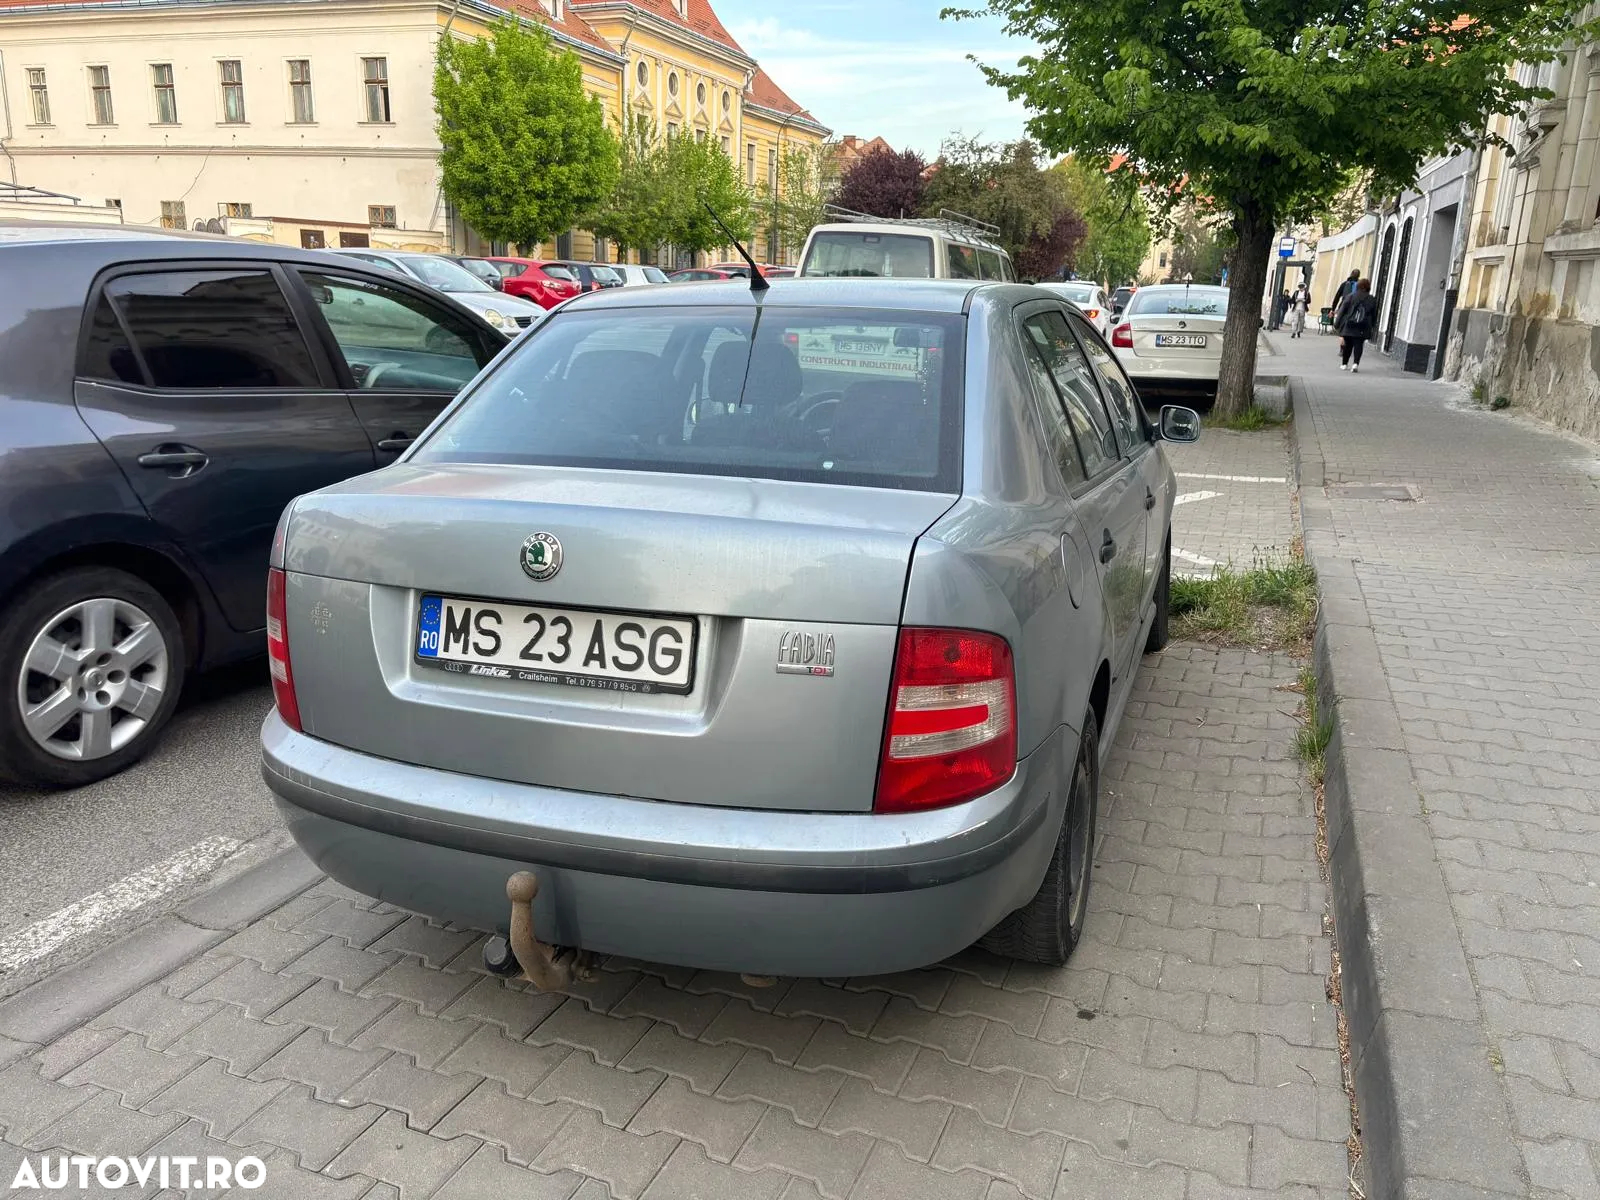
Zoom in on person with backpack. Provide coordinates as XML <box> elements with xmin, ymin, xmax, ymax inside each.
<box><xmin>1332</xmin><ymin>278</ymin><xmax>1380</xmax><ymax>371</ymax></box>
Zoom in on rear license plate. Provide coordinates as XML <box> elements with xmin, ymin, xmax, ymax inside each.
<box><xmin>834</xmin><ymin>337</ymin><xmax>886</xmax><ymax>353</ymax></box>
<box><xmin>415</xmin><ymin>595</ymin><xmax>696</xmax><ymax>694</ymax></box>
<box><xmin>1155</xmin><ymin>333</ymin><xmax>1207</xmax><ymax>348</ymax></box>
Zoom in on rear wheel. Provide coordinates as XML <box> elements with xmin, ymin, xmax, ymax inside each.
<box><xmin>980</xmin><ymin>707</ymin><xmax>1099</xmax><ymax>965</ymax></box>
<box><xmin>1144</xmin><ymin>533</ymin><xmax>1171</xmax><ymax>654</ymax></box>
<box><xmin>0</xmin><ymin>567</ymin><xmax>186</xmax><ymax>789</ymax></box>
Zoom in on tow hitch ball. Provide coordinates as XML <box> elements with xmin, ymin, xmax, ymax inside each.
<box><xmin>488</xmin><ymin>871</ymin><xmax>596</xmax><ymax>991</ymax></box>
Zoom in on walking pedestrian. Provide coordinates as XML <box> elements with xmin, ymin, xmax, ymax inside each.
<box><xmin>1332</xmin><ymin>278</ymin><xmax>1379</xmax><ymax>372</ymax></box>
<box><xmin>1288</xmin><ymin>282</ymin><xmax>1312</xmax><ymax>338</ymax></box>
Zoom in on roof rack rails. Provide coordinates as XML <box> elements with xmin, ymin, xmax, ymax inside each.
<box><xmin>821</xmin><ymin>204</ymin><xmax>1003</xmax><ymax>241</ymax></box>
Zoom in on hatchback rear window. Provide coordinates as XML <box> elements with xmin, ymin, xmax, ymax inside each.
<box><xmin>1127</xmin><ymin>287</ymin><xmax>1230</xmax><ymax>316</ymax></box>
<box><xmin>413</xmin><ymin>305</ymin><xmax>964</xmax><ymax>491</ymax></box>
<box><xmin>801</xmin><ymin>232</ymin><xmax>936</xmax><ymax>278</ymax></box>
<box><xmin>541</xmin><ymin>264</ymin><xmax>577</xmax><ymax>281</ymax></box>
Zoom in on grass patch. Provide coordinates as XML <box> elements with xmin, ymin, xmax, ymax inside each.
<box><xmin>1168</xmin><ymin>559</ymin><xmax>1318</xmax><ymax>650</ymax></box>
<box><xmin>1294</xmin><ymin>663</ymin><xmax>1334</xmax><ymax>785</ymax></box>
<box><xmin>1207</xmin><ymin>405</ymin><xmax>1287</xmax><ymax>432</ymax></box>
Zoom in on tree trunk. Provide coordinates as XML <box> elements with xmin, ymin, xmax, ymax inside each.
<box><xmin>1214</xmin><ymin>206</ymin><xmax>1276</xmax><ymax>420</ymax></box>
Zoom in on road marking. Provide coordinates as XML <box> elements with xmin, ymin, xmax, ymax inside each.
<box><xmin>1174</xmin><ymin>548</ymin><xmax>1220</xmax><ymax>568</ymax></box>
<box><xmin>1175</xmin><ymin>491</ymin><xmax>1222</xmax><ymax>506</ymax></box>
<box><xmin>1177</xmin><ymin>472</ymin><xmax>1288</xmax><ymax>484</ymax></box>
<box><xmin>0</xmin><ymin>835</ymin><xmax>242</xmax><ymax>973</ymax></box>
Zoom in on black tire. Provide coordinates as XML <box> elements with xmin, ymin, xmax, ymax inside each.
<box><xmin>0</xmin><ymin>566</ymin><xmax>186</xmax><ymax>789</ymax></box>
<box><xmin>980</xmin><ymin>707</ymin><xmax>1099</xmax><ymax>965</ymax></box>
<box><xmin>1144</xmin><ymin>533</ymin><xmax>1171</xmax><ymax>654</ymax></box>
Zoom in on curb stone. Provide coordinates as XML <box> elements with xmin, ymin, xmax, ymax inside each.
<box><xmin>1288</xmin><ymin>378</ymin><xmax>1527</xmax><ymax>1199</ymax></box>
<box><xmin>0</xmin><ymin>846</ymin><xmax>322</xmax><ymax>1048</ymax></box>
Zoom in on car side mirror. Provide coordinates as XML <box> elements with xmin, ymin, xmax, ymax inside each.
<box><xmin>1160</xmin><ymin>405</ymin><xmax>1201</xmax><ymax>443</ymax></box>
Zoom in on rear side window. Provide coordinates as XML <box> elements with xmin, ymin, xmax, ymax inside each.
<box><xmin>978</xmin><ymin>250</ymin><xmax>1004</xmax><ymax>280</ymax></box>
<box><xmin>414</xmin><ymin>305</ymin><xmax>964</xmax><ymax>491</ymax></box>
<box><xmin>80</xmin><ymin>295</ymin><xmax>144</xmax><ymax>384</ymax></box>
<box><xmin>95</xmin><ymin>269</ymin><xmax>320</xmax><ymax>389</ymax></box>
<box><xmin>947</xmin><ymin>243</ymin><xmax>980</xmax><ymax>279</ymax></box>
<box><xmin>1022</xmin><ymin>311</ymin><xmax>1118</xmax><ymax>479</ymax></box>
<box><xmin>802</xmin><ymin>232</ymin><xmax>935</xmax><ymax>278</ymax></box>
<box><xmin>1067</xmin><ymin>311</ymin><xmax>1143</xmax><ymax>452</ymax></box>
<box><xmin>497</xmin><ymin>261</ymin><xmax>529</xmax><ymax>277</ymax></box>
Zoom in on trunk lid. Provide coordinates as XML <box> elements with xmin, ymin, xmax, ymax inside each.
<box><xmin>282</xmin><ymin>464</ymin><xmax>957</xmax><ymax>812</ymax></box>
<box><xmin>1129</xmin><ymin>312</ymin><xmax>1226</xmax><ymax>359</ymax></box>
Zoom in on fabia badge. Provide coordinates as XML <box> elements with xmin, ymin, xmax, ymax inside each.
<box><xmin>776</xmin><ymin>630</ymin><xmax>835</xmax><ymax>677</ymax></box>
<box><xmin>520</xmin><ymin>532</ymin><xmax>563</xmax><ymax>581</ymax></box>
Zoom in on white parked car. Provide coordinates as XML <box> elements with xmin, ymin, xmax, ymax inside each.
<box><xmin>335</xmin><ymin>249</ymin><xmax>545</xmax><ymax>332</ymax></box>
<box><xmin>1040</xmin><ymin>281</ymin><xmax>1111</xmax><ymax>337</ymax></box>
<box><xmin>1109</xmin><ymin>284</ymin><xmax>1229</xmax><ymax>399</ymax></box>
<box><xmin>610</xmin><ymin>263</ymin><xmax>671</xmax><ymax>286</ymax></box>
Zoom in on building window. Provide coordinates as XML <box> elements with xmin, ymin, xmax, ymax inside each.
<box><xmin>289</xmin><ymin>59</ymin><xmax>314</xmax><ymax>123</ymax></box>
<box><xmin>219</xmin><ymin>59</ymin><xmax>245</xmax><ymax>123</ymax></box>
<box><xmin>106</xmin><ymin>198</ymin><xmax>122</xmax><ymax>210</ymax></box>
<box><xmin>362</xmin><ymin>57</ymin><xmax>390</xmax><ymax>122</ymax></box>
<box><xmin>160</xmin><ymin>200</ymin><xmax>186</xmax><ymax>229</ymax></box>
<box><xmin>768</xmin><ymin>147</ymin><xmax>778</xmax><ymax>190</ymax></box>
<box><xmin>667</xmin><ymin>72</ymin><xmax>679</xmax><ymax>98</ymax></box>
<box><xmin>368</xmin><ymin>204</ymin><xmax>396</xmax><ymax>228</ymax></box>
<box><xmin>747</xmin><ymin>142</ymin><xmax>756</xmax><ymax>186</ymax></box>
<box><xmin>88</xmin><ymin>65</ymin><xmax>114</xmax><ymax>125</ymax></box>
<box><xmin>666</xmin><ymin>122</ymin><xmax>678</xmax><ymax>138</ymax></box>
<box><xmin>27</xmin><ymin>68</ymin><xmax>50</xmax><ymax>125</ymax></box>
<box><xmin>1158</xmin><ymin>251</ymin><xmax>1167</xmax><ymax>268</ymax></box>
<box><xmin>696</xmin><ymin>80</ymin><xmax>706</xmax><ymax>107</ymax></box>
<box><xmin>695</xmin><ymin>128</ymin><xmax>706</xmax><ymax>143</ymax></box>
<box><xmin>721</xmin><ymin>135</ymin><xmax>730</xmax><ymax>153</ymax></box>
<box><xmin>722</xmin><ymin>89</ymin><xmax>731</xmax><ymax>114</ymax></box>
<box><xmin>152</xmin><ymin>63</ymin><xmax>177</xmax><ymax>124</ymax></box>
<box><xmin>223</xmin><ymin>202</ymin><xmax>252</xmax><ymax>218</ymax></box>
<box><xmin>636</xmin><ymin>60</ymin><xmax>648</xmax><ymax>88</ymax></box>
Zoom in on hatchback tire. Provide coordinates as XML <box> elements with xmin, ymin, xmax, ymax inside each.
<box><xmin>1144</xmin><ymin>533</ymin><xmax>1171</xmax><ymax>654</ymax></box>
<box><xmin>980</xmin><ymin>707</ymin><xmax>1099</xmax><ymax>965</ymax></box>
<box><xmin>0</xmin><ymin>567</ymin><xmax>186</xmax><ymax>789</ymax></box>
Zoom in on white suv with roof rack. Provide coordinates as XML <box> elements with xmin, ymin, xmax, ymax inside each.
<box><xmin>798</xmin><ymin>206</ymin><xmax>1016</xmax><ymax>282</ymax></box>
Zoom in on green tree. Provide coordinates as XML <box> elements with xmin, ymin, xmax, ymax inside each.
<box><xmin>1168</xmin><ymin>208</ymin><xmax>1230</xmax><ymax>283</ymax></box>
<box><xmin>948</xmin><ymin>0</ymin><xmax>1598</xmax><ymax>416</ymax></box>
<box><xmin>435</xmin><ymin>17</ymin><xmax>617</xmax><ymax>250</ymax></box>
<box><xmin>585</xmin><ymin>110</ymin><xmax>670</xmax><ymax>257</ymax></box>
<box><xmin>923</xmin><ymin>136</ymin><xmax>1084</xmax><ymax>277</ymax></box>
<box><xmin>661</xmin><ymin>133</ymin><xmax>756</xmax><ymax>258</ymax></box>
<box><xmin>761</xmin><ymin>143</ymin><xmax>836</xmax><ymax>261</ymax></box>
<box><xmin>1051</xmin><ymin>157</ymin><xmax>1151</xmax><ymax>286</ymax></box>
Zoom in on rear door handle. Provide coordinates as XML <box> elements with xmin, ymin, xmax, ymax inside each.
<box><xmin>136</xmin><ymin>445</ymin><xmax>208</xmax><ymax>477</ymax></box>
<box><xmin>1100</xmin><ymin>530</ymin><xmax>1117</xmax><ymax>563</ymax></box>
<box><xmin>1145</xmin><ymin>487</ymin><xmax>1157</xmax><ymax>511</ymax></box>
<box><xmin>376</xmin><ymin>434</ymin><xmax>414</xmax><ymax>452</ymax></box>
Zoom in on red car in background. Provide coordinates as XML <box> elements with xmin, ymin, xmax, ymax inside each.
<box><xmin>670</xmin><ymin>264</ymin><xmax>797</xmax><ymax>282</ymax></box>
<box><xmin>487</xmin><ymin>258</ymin><xmax>582</xmax><ymax>310</ymax></box>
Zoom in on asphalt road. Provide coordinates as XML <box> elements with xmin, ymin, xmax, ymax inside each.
<box><xmin>0</xmin><ymin>661</ymin><xmax>287</xmax><ymax>998</ymax></box>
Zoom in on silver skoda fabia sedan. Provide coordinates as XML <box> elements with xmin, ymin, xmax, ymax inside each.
<box><xmin>262</xmin><ymin>278</ymin><xmax>1199</xmax><ymax>979</ymax></box>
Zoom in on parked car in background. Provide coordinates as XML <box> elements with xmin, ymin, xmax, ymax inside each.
<box><xmin>486</xmin><ymin>258</ymin><xmax>583</xmax><ymax>310</ymax></box>
<box><xmin>262</xmin><ymin>277</ymin><xmax>1201</xmax><ymax>978</ymax></box>
<box><xmin>703</xmin><ymin>262</ymin><xmax>796</xmax><ymax>279</ymax></box>
<box><xmin>1110</xmin><ymin>286</ymin><xmax>1137</xmax><ymax>317</ymax></box>
<box><xmin>0</xmin><ymin>224</ymin><xmax>507</xmax><ymax>788</ymax></box>
<box><xmin>798</xmin><ymin>210</ymin><xmax>1015</xmax><ymax>281</ymax></box>
<box><xmin>1041</xmin><ymin>281</ymin><xmax>1110</xmax><ymax>337</ymax></box>
<box><xmin>443</xmin><ymin>256</ymin><xmax>506</xmax><ymax>292</ymax></box>
<box><xmin>1110</xmin><ymin>283</ymin><xmax>1230</xmax><ymax>401</ymax></box>
<box><xmin>669</xmin><ymin>267</ymin><xmax>742</xmax><ymax>282</ymax></box>
<box><xmin>610</xmin><ymin>264</ymin><xmax>671</xmax><ymax>287</ymax></box>
<box><xmin>335</xmin><ymin>249</ymin><xmax>543</xmax><ymax>332</ymax></box>
<box><xmin>553</xmin><ymin>262</ymin><xmax>624</xmax><ymax>293</ymax></box>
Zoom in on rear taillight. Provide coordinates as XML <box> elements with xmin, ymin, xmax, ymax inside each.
<box><xmin>1112</xmin><ymin>323</ymin><xmax>1133</xmax><ymax>348</ymax></box>
<box><xmin>875</xmin><ymin>628</ymin><xmax>1016</xmax><ymax>813</ymax></box>
<box><xmin>266</xmin><ymin>567</ymin><xmax>301</xmax><ymax>732</ymax></box>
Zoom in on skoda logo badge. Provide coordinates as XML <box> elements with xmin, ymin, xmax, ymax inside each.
<box><xmin>520</xmin><ymin>532</ymin><xmax>562</xmax><ymax>581</ymax></box>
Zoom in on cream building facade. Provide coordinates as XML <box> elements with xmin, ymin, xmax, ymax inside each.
<box><xmin>0</xmin><ymin>0</ymin><xmax>827</xmax><ymax>263</ymax></box>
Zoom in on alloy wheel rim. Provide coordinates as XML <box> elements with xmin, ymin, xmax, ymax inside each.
<box><xmin>1065</xmin><ymin>746</ymin><xmax>1094</xmax><ymax>932</ymax></box>
<box><xmin>17</xmin><ymin>597</ymin><xmax>169</xmax><ymax>761</ymax></box>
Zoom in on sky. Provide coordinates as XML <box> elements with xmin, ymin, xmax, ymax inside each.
<box><xmin>713</xmin><ymin>1</ymin><xmax>1034</xmax><ymax>157</ymax></box>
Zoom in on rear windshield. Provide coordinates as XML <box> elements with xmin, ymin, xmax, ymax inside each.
<box><xmin>1128</xmin><ymin>287</ymin><xmax>1229</xmax><ymax>316</ymax></box>
<box><xmin>402</xmin><ymin>256</ymin><xmax>494</xmax><ymax>293</ymax></box>
<box><xmin>591</xmin><ymin>266</ymin><xmax>622</xmax><ymax>284</ymax></box>
<box><xmin>1051</xmin><ymin>284</ymin><xmax>1097</xmax><ymax>303</ymax></box>
<box><xmin>644</xmin><ymin>267</ymin><xmax>669</xmax><ymax>283</ymax></box>
<box><xmin>801</xmin><ymin>232</ymin><xmax>936</xmax><ymax>278</ymax></box>
<box><xmin>413</xmin><ymin>305</ymin><xmax>964</xmax><ymax>491</ymax></box>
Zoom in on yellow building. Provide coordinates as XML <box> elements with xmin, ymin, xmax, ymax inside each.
<box><xmin>0</xmin><ymin>0</ymin><xmax>828</xmax><ymax>263</ymax></box>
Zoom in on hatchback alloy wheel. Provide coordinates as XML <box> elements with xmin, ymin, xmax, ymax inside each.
<box><xmin>19</xmin><ymin>596</ymin><xmax>171</xmax><ymax>761</ymax></box>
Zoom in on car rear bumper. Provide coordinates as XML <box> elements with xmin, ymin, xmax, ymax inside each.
<box><xmin>261</xmin><ymin>712</ymin><xmax>1069</xmax><ymax>976</ymax></box>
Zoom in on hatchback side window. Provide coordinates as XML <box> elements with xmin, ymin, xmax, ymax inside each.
<box><xmin>1022</xmin><ymin>312</ymin><xmax>1118</xmax><ymax>478</ymax></box>
<box><xmin>1018</xmin><ymin>324</ymin><xmax>1087</xmax><ymax>488</ymax></box>
<box><xmin>298</xmin><ymin>271</ymin><xmax>493</xmax><ymax>391</ymax></box>
<box><xmin>80</xmin><ymin>293</ymin><xmax>145</xmax><ymax>385</ymax></box>
<box><xmin>101</xmin><ymin>269</ymin><xmax>321</xmax><ymax>389</ymax></box>
<box><xmin>1066</xmin><ymin>311</ymin><xmax>1143</xmax><ymax>453</ymax></box>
